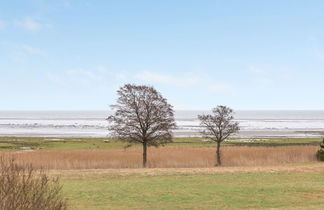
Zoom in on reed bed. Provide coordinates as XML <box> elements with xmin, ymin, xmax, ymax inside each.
<box><xmin>4</xmin><ymin>146</ymin><xmax>319</xmax><ymax>169</ymax></box>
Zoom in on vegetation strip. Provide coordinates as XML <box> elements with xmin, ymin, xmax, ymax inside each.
<box><xmin>49</xmin><ymin>162</ymin><xmax>324</xmax><ymax>178</ymax></box>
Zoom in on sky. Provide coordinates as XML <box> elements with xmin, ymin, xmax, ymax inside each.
<box><xmin>1</xmin><ymin>0</ymin><xmax>324</xmax><ymax>110</ymax></box>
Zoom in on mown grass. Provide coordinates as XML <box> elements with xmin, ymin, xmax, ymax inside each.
<box><xmin>0</xmin><ymin>137</ymin><xmax>322</xmax><ymax>151</ymax></box>
<box><xmin>61</xmin><ymin>171</ymin><xmax>324</xmax><ymax>209</ymax></box>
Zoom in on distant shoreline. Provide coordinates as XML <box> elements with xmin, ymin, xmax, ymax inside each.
<box><xmin>0</xmin><ymin>130</ymin><xmax>323</xmax><ymax>139</ymax></box>
<box><xmin>1</xmin><ymin>110</ymin><xmax>324</xmax><ymax>138</ymax></box>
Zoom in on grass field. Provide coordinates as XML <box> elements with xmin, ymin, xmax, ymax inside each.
<box><xmin>1</xmin><ymin>136</ymin><xmax>323</xmax><ymax>209</ymax></box>
<box><xmin>57</xmin><ymin>165</ymin><xmax>324</xmax><ymax>209</ymax></box>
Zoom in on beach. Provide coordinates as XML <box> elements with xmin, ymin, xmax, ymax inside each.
<box><xmin>0</xmin><ymin>110</ymin><xmax>324</xmax><ymax>138</ymax></box>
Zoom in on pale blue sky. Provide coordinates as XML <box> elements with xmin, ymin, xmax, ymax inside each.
<box><xmin>1</xmin><ymin>0</ymin><xmax>324</xmax><ymax>110</ymax></box>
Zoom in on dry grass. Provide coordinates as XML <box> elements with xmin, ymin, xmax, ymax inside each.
<box><xmin>5</xmin><ymin>146</ymin><xmax>319</xmax><ymax>169</ymax></box>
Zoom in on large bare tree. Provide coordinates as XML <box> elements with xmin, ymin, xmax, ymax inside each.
<box><xmin>198</xmin><ymin>105</ymin><xmax>239</xmax><ymax>166</ymax></box>
<box><xmin>107</xmin><ymin>84</ymin><xmax>176</xmax><ymax>167</ymax></box>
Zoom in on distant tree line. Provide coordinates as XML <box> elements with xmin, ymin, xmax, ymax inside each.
<box><xmin>107</xmin><ymin>84</ymin><xmax>240</xmax><ymax>167</ymax></box>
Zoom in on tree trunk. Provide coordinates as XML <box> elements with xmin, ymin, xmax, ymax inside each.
<box><xmin>142</xmin><ymin>142</ymin><xmax>147</xmax><ymax>168</ymax></box>
<box><xmin>215</xmin><ymin>141</ymin><xmax>221</xmax><ymax>166</ymax></box>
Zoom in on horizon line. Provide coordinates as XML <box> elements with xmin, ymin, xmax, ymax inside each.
<box><xmin>1</xmin><ymin>109</ymin><xmax>324</xmax><ymax>112</ymax></box>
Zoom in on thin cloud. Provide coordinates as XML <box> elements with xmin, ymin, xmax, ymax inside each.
<box><xmin>0</xmin><ymin>19</ymin><xmax>6</xmax><ymax>29</ymax></box>
<box><xmin>246</xmin><ymin>65</ymin><xmax>274</xmax><ymax>87</ymax></box>
<box><xmin>22</xmin><ymin>45</ymin><xmax>46</xmax><ymax>55</ymax></box>
<box><xmin>47</xmin><ymin>68</ymin><xmax>238</xmax><ymax>98</ymax></box>
<box><xmin>15</xmin><ymin>17</ymin><xmax>48</xmax><ymax>32</ymax></box>
<box><xmin>46</xmin><ymin>68</ymin><xmax>103</xmax><ymax>87</ymax></box>
<box><xmin>115</xmin><ymin>73</ymin><xmax>127</xmax><ymax>81</ymax></box>
<box><xmin>67</xmin><ymin>69</ymin><xmax>101</xmax><ymax>81</ymax></box>
<box><xmin>46</xmin><ymin>72</ymin><xmax>64</xmax><ymax>86</ymax></box>
<box><xmin>96</xmin><ymin>65</ymin><xmax>109</xmax><ymax>74</ymax></box>
<box><xmin>46</xmin><ymin>66</ymin><xmax>112</xmax><ymax>87</ymax></box>
<box><xmin>135</xmin><ymin>71</ymin><xmax>200</xmax><ymax>87</ymax></box>
<box><xmin>315</xmin><ymin>49</ymin><xmax>324</xmax><ymax>59</ymax></box>
<box><xmin>247</xmin><ymin>65</ymin><xmax>265</xmax><ymax>74</ymax></box>
<box><xmin>61</xmin><ymin>0</ymin><xmax>71</xmax><ymax>8</ymax></box>
<box><xmin>208</xmin><ymin>83</ymin><xmax>236</xmax><ymax>95</ymax></box>
<box><xmin>123</xmin><ymin>71</ymin><xmax>237</xmax><ymax>95</ymax></box>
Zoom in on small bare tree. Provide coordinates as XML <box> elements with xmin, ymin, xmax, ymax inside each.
<box><xmin>107</xmin><ymin>84</ymin><xmax>176</xmax><ymax>167</ymax></box>
<box><xmin>198</xmin><ymin>105</ymin><xmax>239</xmax><ymax>166</ymax></box>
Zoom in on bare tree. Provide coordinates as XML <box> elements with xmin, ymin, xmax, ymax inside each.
<box><xmin>107</xmin><ymin>84</ymin><xmax>176</xmax><ymax>167</ymax></box>
<box><xmin>198</xmin><ymin>105</ymin><xmax>240</xmax><ymax>166</ymax></box>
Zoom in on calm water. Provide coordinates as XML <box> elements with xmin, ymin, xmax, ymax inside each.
<box><xmin>0</xmin><ymin>110</ymin><xmax>324</xmax><ymax>138</ymax></box>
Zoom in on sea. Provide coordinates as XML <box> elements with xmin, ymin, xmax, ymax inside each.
<box><xmin>1</xmin><ymin>110</ymin><xmax>324</xmax><ymax>138</ymax></box>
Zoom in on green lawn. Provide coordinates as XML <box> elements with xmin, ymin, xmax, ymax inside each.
<box><xmin>0</xmin><ymin>137</ymin><xmax>322</xmax><ymax>151</ymax></box>
<box><xmin>61</xmin><ymin>171</ymin><xmax>324</xmax><ymax>209</ymax></box>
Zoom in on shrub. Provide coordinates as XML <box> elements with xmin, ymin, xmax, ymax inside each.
<box><xmin>0</xmin><ymin>157</ymin><xmax>67</xmax><ymax>210</ymax></box>
<box><xmin>316</xmin><ymin>138</ymin><xmax>324</xmax><ymax>161</ymax></box>
<box><xmin>316</xmin><ymin>150</ymin><xmax>324</xmax><ymax>161</ymax></box>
